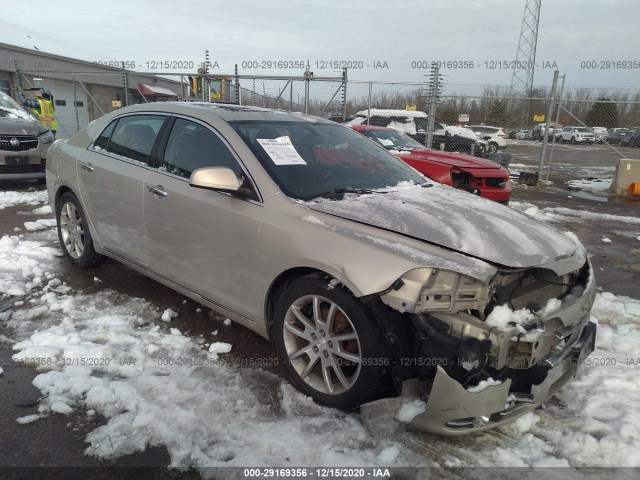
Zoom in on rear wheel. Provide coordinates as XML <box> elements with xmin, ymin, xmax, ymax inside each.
<box><xmin>273</xmin><ymin>276</ymin><xmax>389</xmax><ymax>409</ymax></box>
<box><xmin>488</xmin><ymin>142</ymin><xmax>499</xmax><ymax>153</ymax></box>
<box><xmin>570</xmin><ymin>137</ymin><xmax>576</xmax><ymax>144</ymax></box>
<box><xmin>56</xmin><ymin>192</ymin><xmax>102</xmax><ymax>268</ymax></box>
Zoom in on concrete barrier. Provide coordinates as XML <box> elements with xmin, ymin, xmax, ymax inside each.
<box><xmin>609</xmin><ymin>159</ymin><xmax>640</xmax><ymax>195</ymax></box>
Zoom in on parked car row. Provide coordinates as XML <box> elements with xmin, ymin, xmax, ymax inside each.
<box><xmin>349</xmin><ymin>110</ymin><xmax>489</xmax><ymax>157</ymax></box>
<box><xmin>508</xmin><ymin>124</ymin><xmax>640</xmax><ymax>147</ymax></box>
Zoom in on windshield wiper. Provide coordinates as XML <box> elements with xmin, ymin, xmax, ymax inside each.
<box><xmin>308</xmin><ymin>187</ymin><xmax>384</xmax><ymax>200</ymax></box>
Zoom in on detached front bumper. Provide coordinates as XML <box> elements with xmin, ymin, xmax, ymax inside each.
<box><xmin>362</xmin><ymin>319</ymin><xmax>596</xmax><ymax>436</ymax></box>
<box><xmin>411</xmin><ymin>319</ymin><xmax>596</xmax><ymax>435</ymax></box>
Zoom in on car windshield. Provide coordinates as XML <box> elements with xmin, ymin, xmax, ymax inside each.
<box><xmin>0</xmin><ymin>92</ymin><xmax>32</xmax><ymax>120</ymax></box>
<box><xmin>230</xmin><ymin>121</ymin><xmax>426</xmax><ymax>200</ymax></box>
<box><xmin>575</xmin><ymin>127</ymin><xmax>589</xmax><ymax>132</ymax></box>
<box><xmin>414</xmin><ymin>117</ymin><xmax>429</xmax><ymax>132</ymax></box>
<box><xmin>359</xmin><ymin>129</ymin><xmax>427</xmax><ymax>152</ymax></box>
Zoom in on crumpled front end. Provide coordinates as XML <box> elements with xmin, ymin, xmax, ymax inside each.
<box><xmin>370</xmin><ymin>253</ymin><xmax>597</xmax><ymax>435</ymax></box>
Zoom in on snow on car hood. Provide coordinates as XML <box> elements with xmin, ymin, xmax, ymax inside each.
<box><xmin>306</xmin><ymin>184</ymin><xmax>579</xmax><ymax>268</ymax></box>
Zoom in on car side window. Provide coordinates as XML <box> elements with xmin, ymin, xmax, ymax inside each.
<box><xmin>93</xmin><ymin>120</ymin><xmax>117</xmax><ymax>151</ymax></box>
<box><xmin>105</xmin><ymin>115</ymin><xmax>165</xmax><ymax>164</ymax></box>
<box><xmin>161</xmin><ymin>118</ymin><xmax>242</xmax><ymax>179</ymax></box>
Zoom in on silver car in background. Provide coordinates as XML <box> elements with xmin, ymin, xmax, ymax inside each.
<box><xmin>0</xmin><ymin>91</ymin><xmax>55</xmax><ymax>181</ymax></box>
<box><xmin>46</xmin><ymin>103</ymin><xmax>596</xmax><ymax>435</ymax></box>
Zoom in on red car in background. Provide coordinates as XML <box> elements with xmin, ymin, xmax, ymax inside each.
<box><xmin>350</xmin><ymin>125</ymin><xmax>512</xmax><ymax>203</ymax></box>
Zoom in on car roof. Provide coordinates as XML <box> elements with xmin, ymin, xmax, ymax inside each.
<box><xmin>354</xmin><ymin>108</ymin><xmax>427</xmax><ymax>118</ymax></box>
<box><xmin>349</xmin><ymin>125</ymin><xmax>396</xmax><ymax>132</ymax></box>
<box><xmin>113</xmin><ymin>102</ymin><xmax>333</xmax><ymax>124</ymax></box>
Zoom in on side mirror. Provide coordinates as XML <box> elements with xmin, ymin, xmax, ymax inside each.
<box><xmin>189</xmin><ymin>167</ymin><xmax>254</xmax><ymax>198</ymax></box>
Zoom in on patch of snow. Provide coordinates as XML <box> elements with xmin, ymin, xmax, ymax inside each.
<box><xmin>23</xmin><ymin>219</ymin><xmax>57</xmax><ymax>231</ymax></box>
<box><xmin>567</xmin><ymin>178</ymin><xmax>612</xmax><ymax>193</ymax></box>
<box><xmin>223</xmin><ymin>318</ymin><xmax>232</xmax><ymax>326</ymax></box>
<box><xmin>601</xmin><ymin>237</ymin><xmax>611</xmax><ymax>243</ymax></box>
<box><xmin>377</xmin><ymin>445</ymin><xmax>400</xmax><ymax>464</ymax></box>
<box><xmin>0</xmin><ymin>190</ymin><xmax>48</xmax><ymax>210</ymax></box>
<box><xmin>396</xmin><ymin>399</ymin><xmax>426</xmax><ymax>422</ymax></box>
<box><xmin>161</xmin><ymin>308</ymin><xmax>178</xmax><ymax>322</ymax></box>
<box><xmin>467</xmin><ymin>377</ymin><xmax>502</xmax><ymax>393</ymax></box>
<box><xmin>32</xmin><ymin>205</ymin><xmax>53</xmax><ymax>215</ymax></box>
<box><xmin>16</xmin><ymin>414</ymin><xmax>42</xmax><ymax>424</ymax></box>
<box><xmin>207</xmin><ymin>342</ymin><xmax>232</xmax><ymax>359</ymax></box>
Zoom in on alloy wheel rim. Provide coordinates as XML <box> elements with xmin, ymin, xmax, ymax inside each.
<box><xmin>283</xmin><ymin>294</ymin><xmax>361</xmax><ymax>395</ymax></box>
<box><xmin>59</xmin><ymin>202</ymin><xmax>85</xmax><ymax>259</ymax></box>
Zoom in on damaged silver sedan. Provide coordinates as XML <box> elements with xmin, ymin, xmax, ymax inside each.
<box><xmin>45</xmin><ymin>103</ymin><xmax>596</xmax><ymax>435</ymax></box>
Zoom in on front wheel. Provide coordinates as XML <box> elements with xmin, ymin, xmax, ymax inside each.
<box><xmin>570</xmin><ymin>137</ymin><xmax>576</xmax><ymax>144</ymax></box>
<box><xmin>56</xmin><ymin>192</ymin><xmax>102</xmax><ymax>268</ymax></box>
<box><xmin>273</xmin><ymin>276</ymin><xmax>390</xmax><ymax>409</ymax></box>
<box><xmin>488</xmin><ymin>142</ymin><xmax>499</xmax><ymax>153</ymax></box>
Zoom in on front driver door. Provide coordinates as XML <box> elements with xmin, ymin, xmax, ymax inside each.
<box><xmin>143</xmin><ymin>117</ymin><xmax>263</xmax><ymax>321</ymax></box>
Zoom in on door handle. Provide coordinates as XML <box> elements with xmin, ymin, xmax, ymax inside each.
<box><xmin>146</xmin><ymin>185</ymin><xmax>168</xmax><ymax>197</ymax></box>
<box><xmin>80</xmin><ymin>163</ymin><xmax>94</xmax><ymax>172</ymax></box>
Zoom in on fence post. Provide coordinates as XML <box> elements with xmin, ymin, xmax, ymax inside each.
<box><xmin>426</xmin><ymin>65</ymin><xmax>440</xmax><ymax>149</ymax></box>
<box><xmin>235</xmin><ymin>64</ymin><xmax>241</xmax><ymax>105</ymax></box>
<box><xmin>122</xmin><ymin>63</ymin><xmax>129</xmax><ymax>107</ymax></box>
<box><xmin>546</xmin><ymin>73</ymin><xmax>566</xmax><ymax>180</ymax></box>
<box><xmin>537</xmin><ymin>70</ymin><xmax>559</xmax><ymax>180</ymax></box>
<box><xmin>341</xmin><ymin>68</ymin><xmax>348</xmax><ymax>119</ymax></box>
<box><xmin>72</xmin><ymin>74</ymin><xmax>80</xmax><ymax>132</ymax></box>
<box><xmin>289</xmin><ymin>80</ymin><xmax>293</xmax><ymax>112</ymax></box>
<box><xmin>304</xmin><ymin>60</ymin><xmax>310</xmax><ymax>114</ymax></box>
<box><xmin>367</xmin><ymin>82</ymin><xmax>372</xmax><ymax>124</ymax></box>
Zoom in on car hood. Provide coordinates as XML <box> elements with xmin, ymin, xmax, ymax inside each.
<box><xmin>0</xmin><ymin>115</ymin><xmax>41</xmax><ymax>135</ymax></box>
<box><xmin>397</xmin><ymin>149</ymin><xmax>503</xmax><ymax>170</ymax></box>
<box><xmin>305</xmin><ymin>184</ymin><xmax>578</xmax><ymax>268</ymax></box>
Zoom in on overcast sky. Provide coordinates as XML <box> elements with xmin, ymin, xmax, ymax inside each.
<box><xmin>1</xmin><ymin>0</ymin><xmax>638</xmax><ymax>88</ymax></box>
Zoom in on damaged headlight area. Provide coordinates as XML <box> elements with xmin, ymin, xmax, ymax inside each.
<box><xmin>375</xmin><ymin>261</ymin><xmax>596</xmax><ymax>434</ymax></box>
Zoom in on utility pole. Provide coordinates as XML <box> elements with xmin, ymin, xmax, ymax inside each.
<box><xmin>537</xmin><ymin>69</ymin><xmax>559</xmax><ymax>180</ymax></box>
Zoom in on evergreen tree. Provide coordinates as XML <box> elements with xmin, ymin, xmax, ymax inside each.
<box><xmin>585</xmin><ymin>98</ymin><xmax>619</xmax><ymax>128</ymax></box>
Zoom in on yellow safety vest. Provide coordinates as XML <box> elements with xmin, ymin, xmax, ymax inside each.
<box><xmin>34</xmin><ymin>99</ymin><xmax>57</xmax><ymax>131</ymax></box>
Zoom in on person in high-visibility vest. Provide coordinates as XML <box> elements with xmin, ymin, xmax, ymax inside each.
<box><xmin>18</xmin><ymin>88</ymin><xmax>57</xmax><ymax>137</ymax></box>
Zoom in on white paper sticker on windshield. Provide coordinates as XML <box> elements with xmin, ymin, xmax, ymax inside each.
<box><xmin>256</xmin><ymin>136</ymin><xmax>307</xmax><ymax>165</ymax></box>
<box><xmin>378</xmin><ymin>138</ymin><xmax>394</xmax><ymax>146</ymax></box>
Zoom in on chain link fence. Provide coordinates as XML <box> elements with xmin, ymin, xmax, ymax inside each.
<box><xmin>10</xmin><ymin>65</ymin><xmax>640</xmax><ymax>181</ymax></box>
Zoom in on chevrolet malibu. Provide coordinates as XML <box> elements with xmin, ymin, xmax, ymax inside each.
<box><xmin>46</xmin><ymin>103</ymin><xmax>596</xmax><ymax>435</ymax></box>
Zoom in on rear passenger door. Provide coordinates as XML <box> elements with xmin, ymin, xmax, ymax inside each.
<box><xmin>78</xmin><ymin>114</ymin><xmax>167</xmax><ymax>266</ymax></box>
<box><xmin>143</xmin><ymin>117</ymin><xmax>263</xmax><ymax>321</ymax></box>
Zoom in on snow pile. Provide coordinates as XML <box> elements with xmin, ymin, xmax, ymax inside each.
<box><xmin>0</xmin><ymin>233</ymin><xmax>62</xmax><ymax>297</ymax></box>
<box><xmin>0</xmin><ymin>190</ymin><xmax>48</xmax><ymax>210</ymax></box>
<box><xmin>485</xmin><ymin>296</ymin><xmax>563</xmax><ymax>336</ymax></box>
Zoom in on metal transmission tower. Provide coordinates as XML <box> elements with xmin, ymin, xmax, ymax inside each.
<box><xmin>509</xmin><ymin>0</ymin><xmax>542</xmax><ymax>127</ymax></box>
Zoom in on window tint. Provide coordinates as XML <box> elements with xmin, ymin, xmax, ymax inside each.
<box><xmin>105</xmin><ymin>115</ymin><xmax>165</xmax><ymax>164</ymax></box>
<box><xmin>161</xmin><ymin>118</ymin><xmax>241</xmax><ymax>179</ymax></box>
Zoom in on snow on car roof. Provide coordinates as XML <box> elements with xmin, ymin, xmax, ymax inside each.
<box><xmin>355</xmin><ymin>108</ymin><xmax>427</xmax><ymax>118</ymax></box>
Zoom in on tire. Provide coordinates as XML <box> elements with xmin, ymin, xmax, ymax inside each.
<box><xmin>488</xmin><ymin>142</ymin><xmax>498</xmax><ymax>153</ymax></box>
<box><xmin>570</xmin><ymin>137</ymin><xmax>576</xmax><ymax>145</ymax></box>
<box><xmin>56</xmin><ymin>192</ymin><xmax>102</xmax><ymax>268</ymax></box>
<box><xmin>273</xmin><ymin>275</ymin><xmax>389</xmax><ymax>409</ymax></box>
